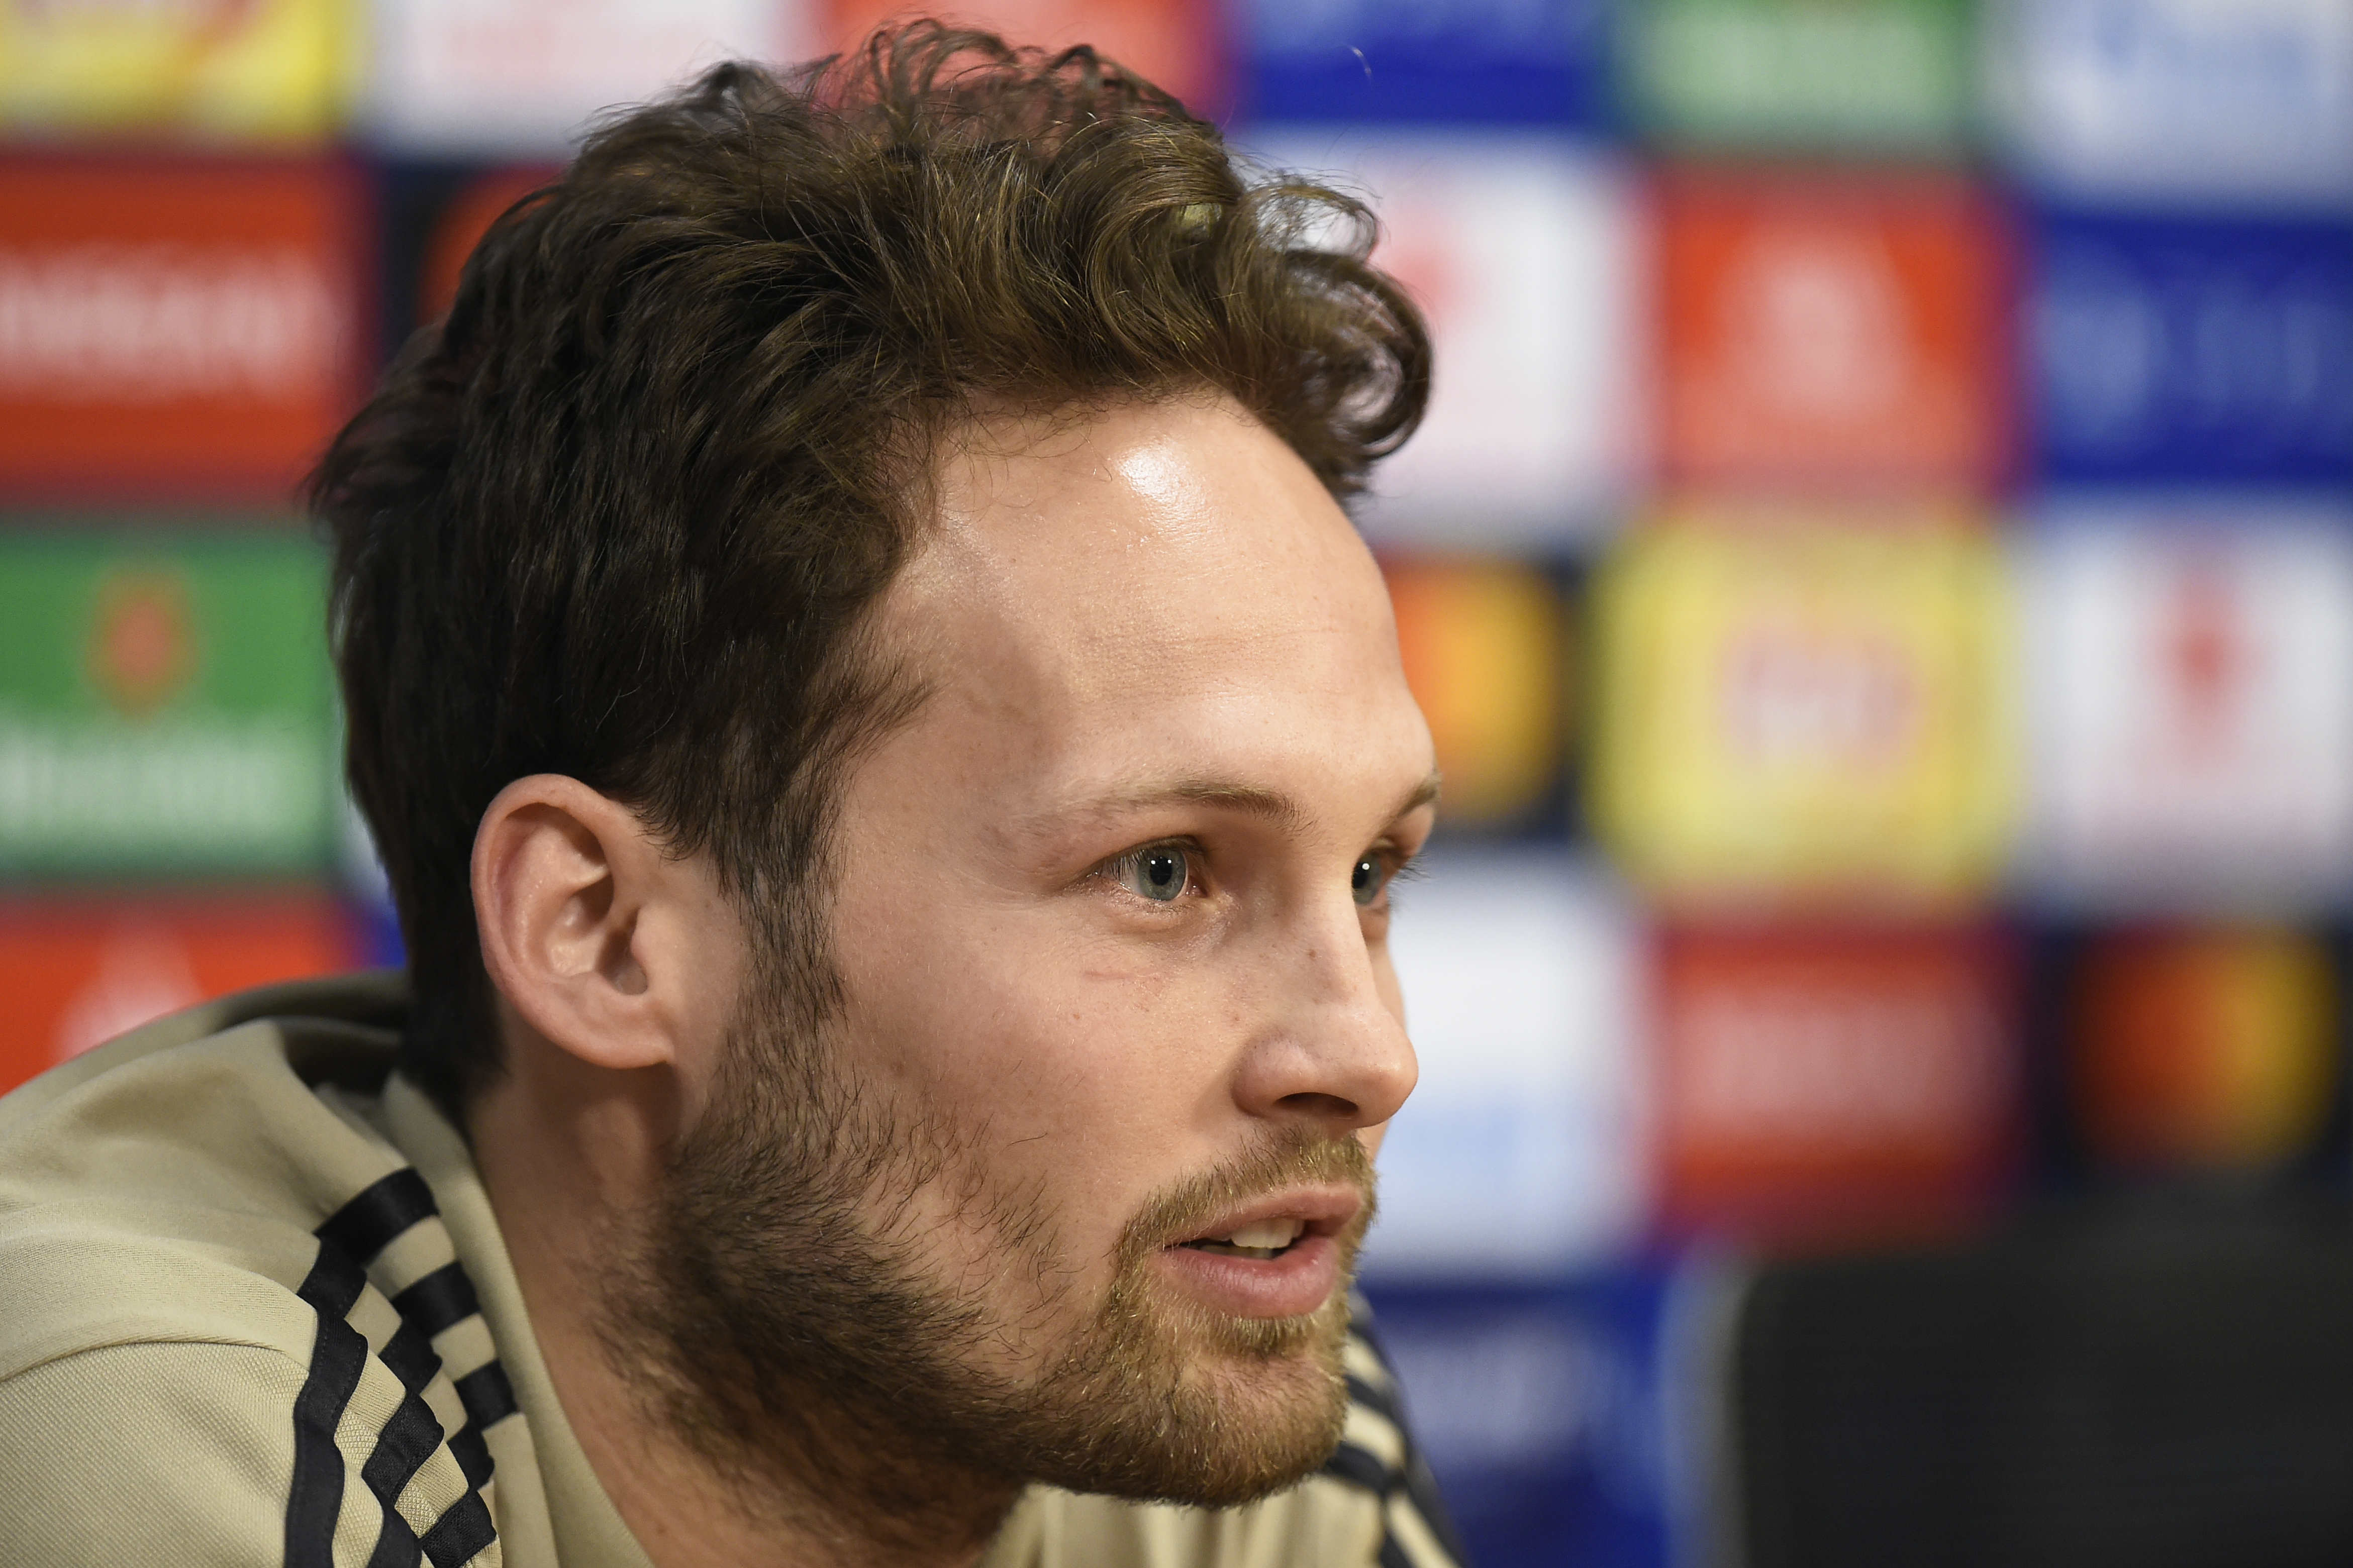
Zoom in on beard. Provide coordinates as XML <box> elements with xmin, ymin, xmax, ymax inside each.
<box><xmin>600</xmin><ymin>959</ymin><xmax>1376</xmax><ymax>1549</ymax></box>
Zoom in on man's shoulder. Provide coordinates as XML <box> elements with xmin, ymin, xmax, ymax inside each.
<box><xmin>0</xmin><ymin>1336</ymin><xmax>315</xmax><ymax>1563</ymax></box>
<box><xmin>0</xmin><ymin>972</ymin><xmax>415</xmax><ymax>1371</ymax></box>
<box><xmin>0</xmin><ymin>1235</ymin><xmax>511</xmax><ymax>1568</ymax></box>
<box><xmin>0</xmin><ymin>964</ymin><xmax>405</xmax><ymax>1147</ymax></box>
<box><xmin>0</xmin><ymin>975</ymin><xmax>415</xmax><ymax>1366</ymax></box>
<box><xmin>0</xmin><ymin>1196</ymin><xmax>327</xmax><ymax>1386</ymax></box>
<box><xmin>986</xmin><ymin>1314</ymin><xmax>1467</xmax><ymax>1568</ymax></box>
<box><xmin>0</xmin><ymin>976</ymin><xmax>517</xmax><ymax>1568</ymax></box>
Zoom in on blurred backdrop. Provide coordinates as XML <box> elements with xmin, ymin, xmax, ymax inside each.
<box><xmin>4</xmin><ymin>2</ymin><xmax>2352</xmax><ymax>1564</ymax></box>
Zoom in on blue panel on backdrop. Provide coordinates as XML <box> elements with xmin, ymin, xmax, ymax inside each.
<box><xmin>2026</xmin><ymin>207</ymin><xmax>2353</xmax><ymax>487</ymax></box>
<box><xmin>1362</xmin><ymin>1271</ymin><xmax>1688</xmax><ymax>1568</ymax></box>
<box><xmin>1236</xmin><ymin>0</ymin><xmax>1613</xmax><ymax>126</ymax></box>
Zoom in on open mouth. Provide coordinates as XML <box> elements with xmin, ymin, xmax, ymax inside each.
<box><xmin>1178</xmin><ymin>1216</ymin><xmax>1308</xmax><ymax>1262</ymax></box>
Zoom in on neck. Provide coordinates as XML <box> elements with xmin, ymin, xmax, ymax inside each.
<box><xmin>468</xmin><ymin>1043</ymin><xmax>1019</xmax><ymax>1568</ymax></box>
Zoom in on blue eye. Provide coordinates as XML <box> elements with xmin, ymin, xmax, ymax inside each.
<box><xmin>1114</xmin><ymin>843</ymin><xmax>1195</xmax><ymax>903</ymax></box>
<box><xmin>1351</xmin><ymin>854</ymin><xmax>1387</xmax><ymax>907</ymax></box>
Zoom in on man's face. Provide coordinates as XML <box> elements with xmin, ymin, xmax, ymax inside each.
<box><xmin>641</xmin><ymin>393</ymin><xmax>1435</xmax><ymax>1510</ymax></box>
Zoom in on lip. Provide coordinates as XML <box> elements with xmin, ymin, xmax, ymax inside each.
<box><xmin>1146</xmin><ymin>1182</ymin><xmax>1365</xmax><ymax>1321</ymax></box>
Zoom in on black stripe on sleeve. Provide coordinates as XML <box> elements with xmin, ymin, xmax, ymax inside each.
<box><xmin>1336</xmin><ymin>1316</ymin><xmax>1474</xmax><ymax>1567</ymax></box>
<box><xmin>1320</xmin><ymin>1438</ymin><xmax>1390</xmax><ymax>1495</ymax></box>
<box><xmin>1369</xmin><ymin>1347</ymin><xmax>1469</xmax><ymax>1568</ymax></box>
<box><xmin>1402</xmin><ymin>1448</ymin><xmax>1472</xmax><ymax>1566</ymax></box>
<box><xmin>294</xmin><ymin>1241</ymin><xmax>369</xmax><ymax>1327</ymax></box>
<box><xmin>1345</xmin><ymin>1371</ymin><xmax>1403</xmax><ymax>1426</ymax></box>
<box><xmin>1348</xmin><ymin>1314</ymin><xmax>1402</xmax><ymax>1378</ymax></box>
<box><xmin>360</xmin><ymin>1389</ymin><xmax>447</xmax><ymax>1511</ymax></box>
<box><xmin>286</xmin><ymin>1244</ymin><xmax>373</xmax><ymax>1568</ymax></box>
<box><xmin>452</xmin><ymin>1362</ymin><xmax>518</xmax><ymax>1429</ymax></box>
<box><xmin>448</xmin><ymin>1425</ymin><xmax>495</xmax><ymax>1489</ymax></box>
<box><xmin>364</xmin><ymin>1505</ymin><xmax>424</xmax><ymax>1568</ymax></box>
<box><xmin>317</xmin><ymin>1168</ymin><xmax>440</xmax><ymax>1267</ymax></box>
<box><xmin>379</xmin><ymin>1319</ymin><xmax>443</xmax><ymax>1394</ymax></box>
<box><xmin>421</xmin><ymin>1490</ymin><xmax>498</xmax><ymax>1568</ymax></box>
<box><xmin>391</xmin><ymin>1261</ymin><xmax>481</xmax><ymax>1338</ymax></box>
<box><xmin>439</xmin><ymin>1361</ymin><xmax>515</xmax><ymax>1493</ymax></box>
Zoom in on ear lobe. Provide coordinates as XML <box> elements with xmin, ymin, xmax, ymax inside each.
<box><xmin>472</xmin><ymin>774</ymin><xmax>677</xmax><ymax>1073</ymax></box>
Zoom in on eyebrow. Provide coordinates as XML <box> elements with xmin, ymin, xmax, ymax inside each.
<box><xmin>1031</xmin><ymin>768</ymin><xmax>1443</xmax><ymax>843</ymax></box>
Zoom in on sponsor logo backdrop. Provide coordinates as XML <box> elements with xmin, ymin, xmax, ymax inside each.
<box><xmin>7</xmin><ymin>3</ymin><xmax>2353</xmax><ymax>1564</ymax></box>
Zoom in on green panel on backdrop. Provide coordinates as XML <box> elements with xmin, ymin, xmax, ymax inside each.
<box><xmin>1623</xmin><ymin>0</ymin><xmax>1974</xmax><ymax>154</ymax></box>
<box><xmin>0</xmin><ymin>530</ymin><xmax>336</xmax><ymax>878</ymax></box>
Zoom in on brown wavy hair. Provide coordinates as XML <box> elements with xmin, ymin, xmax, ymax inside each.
<box><xmin>312</xmin><ymin>22</ymin><xmax>1431</xmax><ymax>1116</ymax></box>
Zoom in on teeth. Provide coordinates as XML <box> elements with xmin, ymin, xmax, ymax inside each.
<box><xmin>1224</xmin><ymin>1218</ymin><xmax>1305</xmax><ymax>1251</ymax></box>
<box><xmin>1178</xmin><ymin>1216</ymin><xmax>1310</xmax><ymax>1259</ymax></box>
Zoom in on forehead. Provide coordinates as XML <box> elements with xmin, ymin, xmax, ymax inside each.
<box><xmin>878</xmin><ymin>396</ymin><xmax>1417</xmax><ymax>777</ymax></box>
<box><xmin>904</xmin><ymin>396</ymin><xmax>1382</xmax><ymax>653</ymax></box>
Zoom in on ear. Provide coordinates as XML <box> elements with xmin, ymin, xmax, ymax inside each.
<box><xmin>471</xmin><ymin>774</ymin><xmax>736</xmax><ymax>1074</ymax></box>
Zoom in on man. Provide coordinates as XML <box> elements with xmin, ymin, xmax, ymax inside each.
<box><xmin>0</xmin><ymin>24</ymin><xmax>1463</xmax><ymax>1568</ymax></box>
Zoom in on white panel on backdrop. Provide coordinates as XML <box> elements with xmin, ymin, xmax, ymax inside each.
<box><xmin>1362</xmin><ymin>849</ymin><xmax>1644</xmax><ymax>1279</ymax></box>
<box><xmin>365</xmin><ymin>0</ymin><xmax>815</xmax><ymax>155</ymax></box>
<box><xmin>1237</xmin><ymin>130</ymin><xmax>1641</xmax><ymax>546</ymax></box>
<box><xmin>1985</xmin><ymin>0</ymin><xmax>2353</xmax><ymax>205</ymax></box>
<box><xmin>2021</xmin><ymin>503</ymin><xmax>2353</xmax><ymax>911</ymax></box>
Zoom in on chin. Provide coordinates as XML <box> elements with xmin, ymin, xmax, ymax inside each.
<box><xmin>1017</xmin><ymin>1287</ymin><xmax>1355</xmax><ymax>1508</ymax></box>
<box><xmin>1185</xmin><ymin>1336</ymin><xmax>1354</xmax><ymax>1500</ymax></box>
<box><xmin>1043</xmin><ymin>1379</ymin><xmax>1348</xmax><ymax>1509</ymax></box>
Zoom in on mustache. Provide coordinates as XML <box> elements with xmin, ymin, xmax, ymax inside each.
<box><xmin>1114</xmin><ymin>1128</ymin><xmax>1377</xmax><ymax>1265</ymax></box>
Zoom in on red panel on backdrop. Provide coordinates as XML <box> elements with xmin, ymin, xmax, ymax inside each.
<box><xmin>0</xmin><ymin>895</ymin><xmax>361</xmax><ymax>1097</ymax></box>
<box><xmin>1654</xmin><ymin>167</ymin><xmax>2009</xmax><ymax>493</ymax></box>
<box><xmin>824</xmin><ymin>0</ymin><xmax>1227</xmax><ymax>117</ymax></box>
<box><xmin>1653</xmin><ymin>924</ymin><xmax>2018</xmax><ymax>1247</ymax></box>
<box><xmin>0</xmin><ymin>156</ymin><xmax>368</xmax><ymax>505</ymax></box>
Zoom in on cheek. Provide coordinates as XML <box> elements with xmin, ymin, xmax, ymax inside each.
<box><xmin>845</xmin><ymin>921</ymin><xmax>1243</xmax><ymax>1230</ymax></box>
<box><xmin>981</xmin><ymin>953</ymin><xmax>1229</xmax><ymax>1148</ymax></box>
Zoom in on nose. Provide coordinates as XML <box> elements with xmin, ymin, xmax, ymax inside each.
<box><xmin>1230</xmin><ymin>901</ymin><xmax>1418</xmax><ymax>1135</ymax></box>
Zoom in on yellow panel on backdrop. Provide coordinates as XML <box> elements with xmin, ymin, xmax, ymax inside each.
<box><xmin>0</xmin><ymin>0</ymin><xmax>355</xmax><ymax>143</ymax></box>
<box><xmin>1591</xmin><ymin>508</ymin><xmax>2017</xmax><ymax>903</ymax></box>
